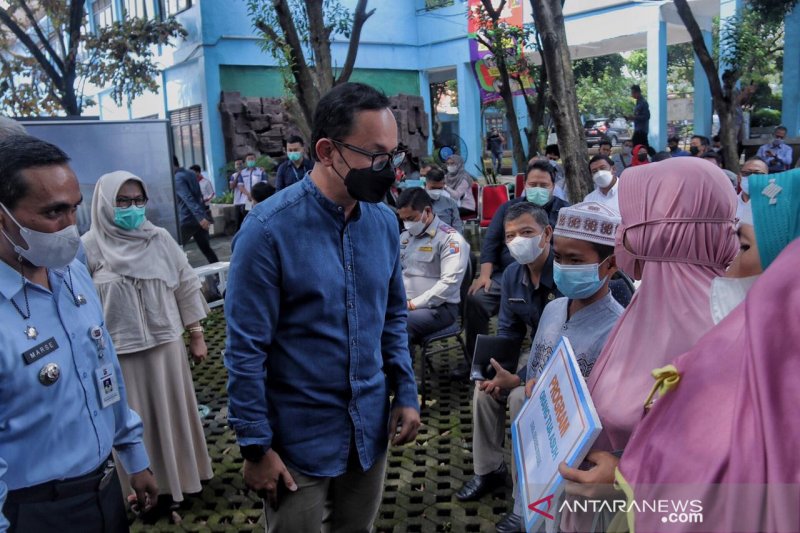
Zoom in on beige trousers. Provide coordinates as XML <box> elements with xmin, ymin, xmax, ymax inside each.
<box><xmin>471</xmin><ymin>385</ymin><xmax>527</xmax><ymax>493</ymax></box>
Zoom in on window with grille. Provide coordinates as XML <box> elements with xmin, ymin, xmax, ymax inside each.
<box><xmin>162</xmin><ymin>0</ymin><xmax>191</xmax><ymax>17</ymax></box>
<box><xmin>124</xmin><ymin>0</ymin><xmax>148</xmax><ymax>19</ymax></box>
<box><xmin>93</xmin><ymin>0</ymin><xmax>114</xmax><ymax>28</ymax></box>
<box><xmin>170</xmin><ymin>105</ymin><xmax>205</xmax><ymax>168</ymax></box>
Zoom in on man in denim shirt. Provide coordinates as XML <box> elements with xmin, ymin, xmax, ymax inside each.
<box><xmin>224</xmin><ymin>82</ymin><xmax>420</xmax><ymax>532</ymax></box>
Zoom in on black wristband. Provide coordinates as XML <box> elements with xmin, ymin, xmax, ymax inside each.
<box><xmin>240</xmin><ymin>444</ymin><xmax>266</xmax><ymax>463</ymax></box>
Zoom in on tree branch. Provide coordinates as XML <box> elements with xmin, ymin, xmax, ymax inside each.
<box><xmin>258</xmin><ymin>0</ymin><xmax>318</xmax><ymax>128</ymax></box>
<box><xmin>18</xmin><ymin>0</ymin><xmax>67</xmax><ymax>73</ymax></box>
<box><xmin>674</xmin><ymin>0</ymin><xmax>726</xmax><ymax>101</ymax></box>
<box><xmin>305</xmin><ymin>0</ymin><xmax>333</xmax><ymax>90</ymax></box>
<box><xmin>336</xmin><ymin>0</ymin><xmax>374</xmax><ymax>84</ymax></box>
<box><xmin>0</xmin><ymin>7</ymin><xmax>64</xmax><ymax>87</ymax></box>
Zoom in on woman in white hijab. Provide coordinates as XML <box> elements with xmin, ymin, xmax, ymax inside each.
<box><xmin>82</xmin><ymin>171</ymin><xmax>213</xmax><ymax>512</ymax></box>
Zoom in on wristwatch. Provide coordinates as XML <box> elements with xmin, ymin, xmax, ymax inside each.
<box><xmin>240</xmin><ymin>444</ymin><xmax>267</xmax><ymax>463</ymax></box>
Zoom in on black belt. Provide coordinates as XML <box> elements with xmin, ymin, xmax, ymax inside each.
<box><xmin>7</xmin><ymin>458</ymin><xmax>116</xmax><ymax>504</ymax></box>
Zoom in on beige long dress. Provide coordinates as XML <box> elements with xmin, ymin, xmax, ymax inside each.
<box><xmin>83</xmin><ymin>230</ymin><xmax>213</xmax><ymax>502</ymax></box>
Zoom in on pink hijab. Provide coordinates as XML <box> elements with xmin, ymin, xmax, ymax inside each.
<box><xmin>617</xmin><ymin>238</ymin><xmax>800</xmax><ymax>532</ymax></box>
<box><xmin>588</xmin><ymin>157</ymin><xmax>738</xmax><ymax>453</ymax></box>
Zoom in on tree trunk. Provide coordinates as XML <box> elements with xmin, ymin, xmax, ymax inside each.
<box><xmin>495</xmin><ymin>52</ymin><xmax>528</xmax><ymax>175</ymax></box>
<box><xmin>674</xmin><ymin>0</ymin><xmax>741</xmax><ymax>173</ymax></box>
<box><xmin>518</xmin><ymin>62</ymin><xmax>548</xmax><ymax>159</ymax></box>
<box><xmin>530</xmin><ymin>0</ymin><xmax>591</xmax><ymax>202</ymax></box>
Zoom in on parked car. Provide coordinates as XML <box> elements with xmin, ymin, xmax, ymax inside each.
<box><xmin>584</xmin><ymin>117</ymin><xmax>631</xmax><ymax>147</ymax></box>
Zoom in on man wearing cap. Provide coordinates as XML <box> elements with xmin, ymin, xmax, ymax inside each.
<box><xmin>481</xmin><ymin>201</ymin><xmax>625</xmax><ymax>531</ymax></box>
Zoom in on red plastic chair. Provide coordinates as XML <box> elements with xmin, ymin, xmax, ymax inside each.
<box><xmin>514</xmin><ymin>173</ymin><xmax>525</xmax><ymax>198</ymax></box>
<box><xmin>479</xmin><ymin>184</ymin><xmax>510</xmax><ymax>228</ymax></box>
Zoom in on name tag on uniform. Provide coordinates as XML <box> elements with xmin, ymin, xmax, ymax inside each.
<box><xmin>95</xmin><ymin>364</ymin><xmax>121</xmax><ymax>408</ymax></box>
<box><xmin>419</xmin><ymin>246</ymin><xmax>433</xmax><ymax>252</ymax></box>
<box><xmin>22</xmin><ymin>337</ymin><xmax>59</xmax><ymax>365</ymax></box>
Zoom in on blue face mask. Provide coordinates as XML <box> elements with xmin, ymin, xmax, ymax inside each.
<box><xmin>553</xmin><ymin>258</ymin><xmax>611</xmax><ymax>300</ymax></box>
<box><xmin>525</xmin><ymin>186</ymin><xmax>551</xmax><ymax>206</ymax></box>
<box><xmin>114</xmin><ymin>206</ymin><xmax>146</xmax><ymax>230</ymax></box>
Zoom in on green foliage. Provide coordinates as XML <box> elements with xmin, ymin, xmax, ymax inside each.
<box><xmin>573</xmin><ymin>55</ymin><xmax>626</xmax><ymax>80</ymax></box>
<box><xmin>255</xmin><ymin>155</ymin><xmax>276</xmax><ymax>172</ymax></box>
<box><xmin>575</xmin><ymin>71</ymin><xmax>635</xmax><ymax>119</ymax></box>
<box><xmin>83</xmin><ymin>17</ymin><xmax>187</xmax><ymax>107</ymax></box>
<box><xmin>748</xmin><ymin>0</ymin><xmax>799</xmax><ymax>23</ymax></box>
<box><xmin>750</xmin><ymin>108</ymin><xmax>782</xmax><ymax>127</ymax></box>
<box><xmin>0</xmin><ymin>0</ymin><xmax>185</xmax><ymax>116</ymax></box>
<box><xmin>747</xmin><ymin>81</ymin><xmax>782</xmax><ymax>111</ymax></box>
<box><xmin>247</xmin><ymin>0</ymin><xmax>352</xmax><ymax>69</ymax></box>
<box><xmin>212</xmin><ymin>190</ymin><xmax>234</xmax><ymax>204</ymax></box>
<box><xmin>572</xmin><ymin>53</ymin><xmax>638</xmax><ymax>119</ymax></box>
<box><xmin>719</xmin><ymin>8</ymin><xmax>786</xmax><ymax>84</ymax></box>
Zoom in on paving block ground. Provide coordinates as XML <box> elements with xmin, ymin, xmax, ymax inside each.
<box><xmin>130</xmin><ymin>308</ymin><xmax>517</xmax><ymax>532</ymax></box>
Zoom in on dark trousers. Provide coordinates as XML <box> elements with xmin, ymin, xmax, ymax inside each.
<box><xmin>407</xmin><ymin>302</ymin><xmax>459</xmax><ymax>357</ymax></box>
<box><xmin>464</xmin><ymin>271</ymin><xmax>504</xmax><ymax>359</ymax></box>
<box><xmin>235</xmin><ymin>204</ymin><xmax>247</xmax><ymax>231</ymax></box>
<box><xmin>491</xmin><ymin>151</ymin><xmax>502</xmax><ymax>173</ymax></box>
<box><xmin>632</xmin><ymin>130</ymin><xmax>649</xmax><ymax>150</ymax></box>
<box><xmin>5</xmin><ymin>466</ymin><xmax>128</xmax><ymax>533</ymax></box>
<box><xmin>181</xmin><ymin>222</ymin><xmax>219</xmax><ymax>264</ymax></box>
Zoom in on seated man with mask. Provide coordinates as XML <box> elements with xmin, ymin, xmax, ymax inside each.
<box><xmin>455</xmin><ymin>202</ymin><xmax>561</xmax><ymax>532</ymax></box>
<box><xmin>462</xmin><ymin>160</ymin><xmax>568</xmax><ymax>379</ymax></box>
<box><xmin>479</xmin><ymin>202</ymin><xmax>625</xmax><ymax>531</ymax></box>
<box><xmin>398</xmin><ymin>188</ymin><xmax>470</xmax><ymax>355</ymax></box>
<box><xmin>424</xmin><ymin>166</ymin><xmax>463</xmax><ymax>233</ymax></box>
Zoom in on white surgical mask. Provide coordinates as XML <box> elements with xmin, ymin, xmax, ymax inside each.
<box><xmin>446</xmin><ymin>165</ymin><xmax>458</xmax><ymax>174</ymax></box>
<box><xmin>709</xmin><ymin>275</ymin><xmax>759</xmax><ymax>324</ymax></box>
<box><xmin>740</xmin><ymin>176</ymin><xmax>749</xmax><ymax>195</ymax></box>
<box><xmin>0</xmin><ymin>203</ymin><xmax>81</xmax><ymax>269</ymax></box>
<box><xmin>506</xmin><ymin>234</ymin><xmax>544</xmax><ymax>265</ymax></box>
<box><xmin>427</xmin><ymin>190</ymin><xmax>443</xmax><ymax>201</ymax></box>
<box><xmin>592</xmin><ymin>170</ymin><xmax>614</xmax><ymax>188</ymax></box>
<box><xmin>404</xmin><ymin>212</ymin><xmax>429</xmax><ymax>237</ymax></box>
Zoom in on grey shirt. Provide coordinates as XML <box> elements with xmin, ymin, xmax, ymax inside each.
<box><xmin>430</xmin><ymin>192</ymin><xmax>463</xmax><ymax>233</ymax></box>
<box><xmin>526</xmin><ymin>291</ymin><xmax>624</xmax><ymax>381</ymax></box>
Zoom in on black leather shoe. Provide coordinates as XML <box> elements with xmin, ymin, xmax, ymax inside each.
<box><xmin>455</xmin><ymin>463</ymin><xmax>508</xmax><ymax>501</ymax></box>
<box><xmin>495</xmin><ymin>512</ymin><xmax>523</xmax><ymax>533</ymax></box>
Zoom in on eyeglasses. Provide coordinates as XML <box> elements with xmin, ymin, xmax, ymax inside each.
<box><xmin>330</xmin><ymin>139</ymin><xmax>406</xmax><ymax>172</ymax></box>
<box><xmin>116</xmin><ymin>196</ymin><xmax>148</xmax><ymax>208</ymax></box>
<box><xmin>775</xmin><ymin>134</ymin><xmax>785</xmax><ymax>139</ymax></box>
<box><xmin>740</xmin><ymin>170</ymin><xmax>766</xmax><ymax>177</ymax></box>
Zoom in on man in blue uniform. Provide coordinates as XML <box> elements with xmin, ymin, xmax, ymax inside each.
<box><xmin>0</xmin><ymin>135</ymin><xmax>158</xmax><ymax>532</ymax></box>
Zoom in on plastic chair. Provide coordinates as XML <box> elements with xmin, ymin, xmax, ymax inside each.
<box><xmin>514</xmin><ymin>173</ymin><xmax>525</xmax><ymax>198</ymax></box>
<box><xmin>415</xmin><ymin>260</ymin><xmax>473</xmax><ymax>409</ymax></box>
<box><xmin>479</xmin><ymin>184</ymin><xmax>509</xmax><ymax>228</ymax></box>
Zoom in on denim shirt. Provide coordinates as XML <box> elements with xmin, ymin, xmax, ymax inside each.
<box><xmin>224</xmin><ymin>176</ymin><xmax>419</xmax><ymax>477</ymax></box>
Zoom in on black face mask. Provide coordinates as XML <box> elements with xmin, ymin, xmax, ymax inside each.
<box><xmin>689</xmin><ymin>146</ymin><xmax>700</xmax><ymax>156</ymax></box>
<box><xmin>339</xmin><ymin>165</ymin><xmax>395</xmax><ymax>203</ymax></box>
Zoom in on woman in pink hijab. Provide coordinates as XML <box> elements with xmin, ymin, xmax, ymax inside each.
<box><xmin>616</xmin><ymin>239</ymin><xmax>800</xmax><ymax>532</ymax></box>
<box><xmin>559</xmin><ymin>157</ymin><xmax>738</xmax><ymax>495</ymax></box>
